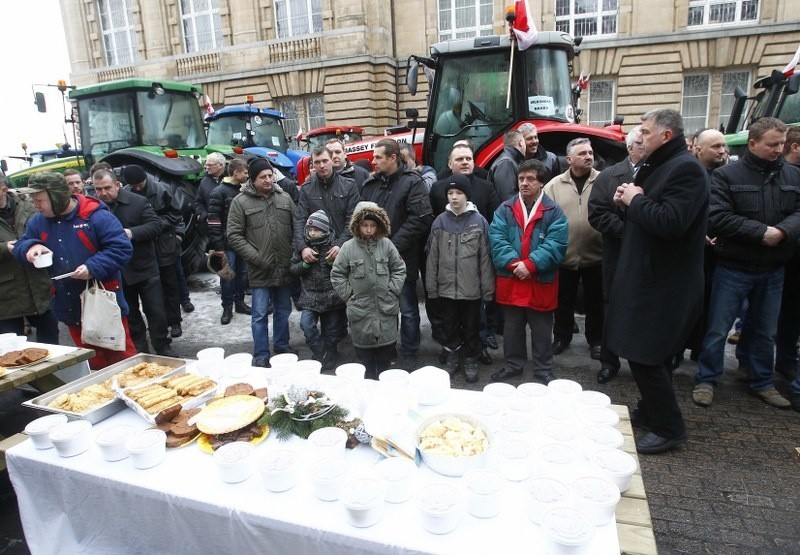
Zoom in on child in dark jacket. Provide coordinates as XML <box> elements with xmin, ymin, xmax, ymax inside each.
<box><xmin>289</xmin><ymin>210</ymin><xmax>346</xmax><ymax>371</ymax></box>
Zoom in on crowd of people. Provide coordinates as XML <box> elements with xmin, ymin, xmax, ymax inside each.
<box><xmin>2</xmin><ymin>109</ymin><xmax>799</xmax><ymax>455</ymax></box>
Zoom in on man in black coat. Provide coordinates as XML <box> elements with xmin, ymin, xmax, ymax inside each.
<box><xmin>93</xmin><ymin>169</ymin><xmax>174</xmax><ymax>356</ymax></box>
<box><xmin>326</xmin><ymin>138</ymin><xmax>371</xmax><ymax>192</ymax></box>
<box><xmin>588</xmin><ymin>125</ymin><xmax>644</xmax><ymax>384</ymax></box>
<box><xmin>609</xmin><ymin>109</ymin><xmax>709</xmax><ymax>454</ymax></box>
<box><xmin>488</xmin><ymin>129</ymin><xmax>526</xmax><ymax>202</ymax></box>
<box><xmin>361</xmin><ymin>138</ymin><xmax>434</xmax><ymax>370</ymax></box>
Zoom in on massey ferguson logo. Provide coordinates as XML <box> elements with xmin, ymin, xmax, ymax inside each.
<box><xmin>345</xmin><ymin>135</ymin><xmax>411</xmax><ymax>154</ymax></box>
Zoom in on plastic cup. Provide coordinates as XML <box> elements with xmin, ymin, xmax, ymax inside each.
<box><xmin>310</xmin><ymin>457</ymin><xmax>348</xmax><ymax>501</ymax></box>
<box><xmin>225</xmin><ymin>353</ymin><xmax>254</xmax><ymax>379</ymax></box>
<box><xmin>33</xmin><ymin>251</ymin><xmax>53</xmax><ymax>268</ymax></box>
<box><xmin>269</xmin><ymin>353</ymin><xmax>298</xmax><ymax>370</ymax></box>
<box><xmin>197</xmin><ymin>347</ymin><xmax>225</xmax><ymax>361</ymax></box>
<box><xmin>463</xmin><ymin>469</ymin><xmax>504</xmax><ymax>518</ymax></box>
<box><xmin>335</xmin><ymin>363</ymin><xmax>366</xmax><ymax>381</ymax></box>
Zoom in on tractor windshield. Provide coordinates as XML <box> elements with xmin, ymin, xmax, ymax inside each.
<box><xmin>522</xmin><ymin>48</ymin><xmax>572</xmax><ymax>122</ymax></box>
<box><xmin>138</xmin><ymin>92</ymin><xmax>205</xmax><ymax>149</ymax></box>
<box><xmin>207</xmin><ymin>114</ymin><xmax>289</xmax><ymax>151</ymax></box>
<box><xmin>78</xmin><ymin>92</ymin><xmax>138</xmax><ymax>160</ymax></box>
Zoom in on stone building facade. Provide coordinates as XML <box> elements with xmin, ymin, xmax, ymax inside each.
<box><xmin>60</xmin><ymin>0</ymin><xmax>799</xmax><ymax>139</ymax></box>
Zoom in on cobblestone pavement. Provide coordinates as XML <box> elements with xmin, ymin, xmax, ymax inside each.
<box><xmin>1</xmin><ymin>273</ymin><xmax>799</xmax><ymax>553</ymax></box>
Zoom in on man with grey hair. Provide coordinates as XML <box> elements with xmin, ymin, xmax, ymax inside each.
<box><xmin>588</xmin><ymin>126</ymin><xmax>644</xmax><ymax>383</ymax></box>
<box><xmin>196</xmin><ymin>152</ymin><xmax>226</xmax><ymax>235</ymax></box>
<box><xmin>489</xmin><ymin>129</ymin><xmax>526</xmax><ymax>202</ymax></box>
<box><xmin>519</xmin><ymin>122</ymin><xmax>561</xmax><ymax>179</ymax></box>
<box><xmin>610</xmin><ymin>108</ymin><xmax>708</xmax><ymax>454</ymax></box>
<box><xmin>544</xmin><ymin>137</ymin><xmax>603</xmax><ymax>359</ymax></box>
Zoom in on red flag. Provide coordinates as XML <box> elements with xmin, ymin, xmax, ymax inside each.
<box><xmin>577</xmin><ymin>73</ymin><xmax>591</xmax><ymax>90</ymax></box>
<box><xmin>512</xmin><ymin>0</ymin><xmax>538</xmax><ymax>51</ymax></box>
<box><xmin>204</xmin><ymin>94</ymin><xmax>215</xmax><ymax>116</ymax></box>
<box><xmin>783</xmin><ymin>44</ymin><xmax>800</xmax><ymax>77</ymax></box>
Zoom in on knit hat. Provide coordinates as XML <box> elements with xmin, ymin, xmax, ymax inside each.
<box><xmin>19</xmin><ymin>171</ymin><xmax>72</xmax><ymax>214</ymax></box>
<box><xmin>306</xmin><ymin>210</ymin><xmax>331</xmax><ymax>233</ymax></box>
<box><xmin>445</xmin><ymin>173</ymin><xmax>471</xmax><ymax>200</ymax></box>
<box><xmin>248</xmin><ymin>158</ymin><xmax>273</xmax><ymax>182</ymax></box>
<box><xmin>122</xmin><ymin>164</ymin><xmax>147</xmax><ymax>186</ymax></box>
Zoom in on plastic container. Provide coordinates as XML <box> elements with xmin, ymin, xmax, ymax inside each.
<box><xmin>48</xmin><ymin>420</ymin><xmax>93</xmax><ymax>458</ymax></box>
<box><xmin>542</xmin><ymin>422</ymin><xmax>580</xmax><ymax>447</ymax></box>
<box><xmin>579</xmin><ymin>406</ymin><xmax>620</xmax><ymax>428</ymax></box>
<box><xmin>538</xmin><ymin>442</ymin><xmax>579</xmax><ymax>481</ymax></box>
<box><xmin>417</xmin><ymin>482</ymin><xmax>462</xmax><ymax>534</ymax></box>
<box><xmin>590</xmin><ymin>448</ymin><xmax>638</xmax><ymax>492</ymax></box>
<box><xmin>415</xmin><ymin>413</ymin><xmax>492</xmax><ymax>477</ymax></box>
<box><xmin>25</xmin><ymin>414</ymin><xmax>68</xmax><ymax>450</ymax></box>
<box><xmin>259</xmin><ymin>449</ymin><xmax>298</xmax><ymax>492</ymax></box>
<box><xmin>547</xmin><ymin>379</ymin><xmax>582</xmax><ymax>406</ymax></box>
<box><xmin>469</xmin><ymin>398</ymin><xmax>503</xmax><ymax>433</ymax></box>
<box><xmin>578</xmin><ymin>390</ymin><xmax>611</xmax><ymax>409</ymax></box>
<box><xmin>581</xmin><ymin>425</ymin><xmax>625</xmax><ymax>460</ymax></box>
<box><xmin>463</xmin><ymin>469</ymin><xmax>504</xmax><ymax>518</ymax></box>
<box><xmin>341</xmin><ymin>477</ymin><xmax>386</xmax><ymax>527</ymax></box>
<box><xmin>214</xmin><ymin>441</ymin><xmax>256</xmax><ymax>483</ymax></box>
<box><xmin>525</xmin><ymin>476</ymin><xmax>570</xmax><ymax>524</ymax></box>
<box><xmin>571</xmin><ymin>475</ymin><xmax>621</xmax><ymax>525</ymax></box>
<box><xmin>517</xmin><ymin>382</ymin><xmax>550</xmax><ymax>399</ymax></box>
<box><xmin>196</xmin><ymin>347</ymin><xmax>225</xmax><ymax>361</ymax></box>
<box><xmin>540</xmin><ymin>506</ymin><xmax>596</xmax><ymax>554</ymax></box>
<box><xmin>95</xmin><ymin>424</ymin><xmax>137</xmax><ymax>461</ymax></box>
<box><xmin>310</xmin><ymin>457</ymin><xmax>348</xmax><ymax>501</ymax></box>
<box><xmin>335</xmin><ymin>362</ymin><xmax>366</xmax><ymax>381</ymax></box>
<box><xmin>307</xmin><ymin>427</ymin><xmax>347</xmax><ymax>460</ymax></box>
<box><xmin>505</xmin><ymin>396</ymin><xmax>538</xmax><ymax>418</ymax></box>
<box><xmin>482</xmin><ymin>382</ymin><xmax>516</xmax><ymax>399</ymax></box>
<box><xmin>33</xmin><ymin>251</ymin><xmax>53</xmax><ymax>268</ymax></box>
<box><xmin>225</xmin><ymin>353</ymin><xmax>254</xmax><ymax>379</ymax></box>
<box><xmin>409</xmin><ymin>366</ymin><xmax>450</xmax><ymax>406</ymax></box>
<box><xmin>376</xmin><ymin>456</ymin><xmax>417</xmax><ymax>503</ymax></box>
<box><xmin>269</xmin><ymin>353</ymin><xmax>298</xmax><ymax>370</ymax></box>
<box><xmin>125</xmin><ymin>429</ymin><xmax>167</xmax><ymax>469</ymax></box>
<box><xmin>495</xmin><ymin>438</ymin><xmax>533</xmax><ymax>482</ymax></box>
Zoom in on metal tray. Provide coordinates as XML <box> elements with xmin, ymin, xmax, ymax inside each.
<box><xmin>22</xmin><ymin>354</ymin><xmax>187</xmax><ymax>424</ymax></box>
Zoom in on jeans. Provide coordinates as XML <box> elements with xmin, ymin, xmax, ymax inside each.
<box><xmin>399</xmin><ymin>279</ymin><xmax>421</xmax><ymax>357</ymax></box>
<box><xmin>251</xmin><ymin>285</ymin><xmax>292</xmax><ymax>361</ymax></box>
<box><xmin>174</xmin><ymin>259</ymin><xmax>191</xmax><ymax>304</ymax></box>
<box><xmin>220</xmin><ymin>249</ymin><xmax>247</xmax><ymax>308</ymax></box>
<box><xmin>300</xmin><ymin>308</ymin><xmax>347</xmax><ymax>354</ymax></box>
<box><xmin>695</xmin><ymin>264</ymin><xmax>784</xmax><ymax>392</ymax></box>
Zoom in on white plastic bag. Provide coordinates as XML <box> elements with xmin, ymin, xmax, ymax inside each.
<box><xmin>80</xmin><ymin>281</ymin><xmax>126</xmax><ymax>351</ymax></box>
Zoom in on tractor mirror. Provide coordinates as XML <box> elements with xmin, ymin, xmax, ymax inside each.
<box><xmin>34</xmin><ymin>92</ymin><xmax>46</xmax><ymax>113</ymax></box>
<box><xmin>407</xmin><ymin>59</ymin><xmax>419</xmax><ymax>96</ymax></box>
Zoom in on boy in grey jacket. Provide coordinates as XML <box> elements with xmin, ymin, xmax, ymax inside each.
<box><xmin>426</xmin><ymin>174</ymin><xmax>495</xmax><ymax>382</ymax></box>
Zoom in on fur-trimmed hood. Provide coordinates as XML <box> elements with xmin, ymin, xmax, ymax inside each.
<box><xmin>349</xmin><ymin>201</ymin><xmax>390</xmax><ymax>240</ymax></box>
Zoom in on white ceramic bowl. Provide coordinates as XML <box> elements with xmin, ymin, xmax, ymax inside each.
<box><xmin>33</xmin><ymin>251</ymin><xmax>53</xmax><ymax>268</ymax></box>
<box><xmin>415</xmin><ymin>413</ymin><xmax>492</xmax><ymax>477</ymax></box>
<box><xmin>307</xmin><ymin>426</ymin><xmax>347</xmax><ymax>460</ymax></box>
<box><xmin>259</xmin><ymin>449</ymin><xmax>298</xmax><ymax>492</ymax></box>
<box><xmin>590</xmin><ymin>448</ymin><xmax>638</xmax><ymax>492</ymax></box>
<box><xmin>581</xmin><ymin>425</ymin><xmax>625</xmax><ymax>460</ymax></box>
<box><xmin>571</xmin><ymin>475</ymin><xmax>621</xmax><ymax>525</ymax></box>
<box><xmin>214</xmin><ymin>441</ymin><xmax>256</xmax><ymax>483</ymax></box>
<box><xmin>49</xmin><ymin>420</ymin><xmax>93</xmax><ymax>458</ymax></box>
<box><xmin>463</xmin><ymin>469</ymin><xmax>504</xmax><ymax>518</ymax></box>
<box><xmin>25</xmin><ymin>414</ymin><xmax>68</xmax><ymax>450</ymax></box>
<box><xmin>409</xmin><ymin>366</ymin><xmax>450</xmax><ymax>406</ymax></box>
<box><xmin>540</xmin><ymin>506</ymin><xmax>596</xmax><ymax>553</ymax></box>
<box><xmin>310</xmin><ymin>457</ymin><xmax>348</xmax><ymax>501</ymax></box>
<box><xmin>525</xmin><ymin>476</ymin><xmax>570</xmax><ymax>524</ymax></box>
<box><xmin>417</xmin><ymin>482</ymin><xmax>462</xmax><ymax>535</ymax></box>
<box><xmin>579</xmin><ymin>406</ymin><xmax>620</xmax><ymax>428</ymax></box>
<box><xmin>341</xmin><ymin>477</ymin><xmax>386</xmax><ymax>527</ymax></box>
<box><xmin>95</xmin><ymin>424</ymin><xmax>137</xmax><ymax>462</ymax></box>
<box><xmin>125</xmin><ymin>429</ymin><xmax>167</xmax><ymax>469</ymax></box>
<box><xmin>376</xmin><ymin>456</ymin><xmax>417</xmax><ymax>503</ymax></box>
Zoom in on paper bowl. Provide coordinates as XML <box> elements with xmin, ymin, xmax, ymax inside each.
<box><xmin>571</xmin><ymin>475</ymin><xmax>621</xmax><ymax>525</ymax></box>
<box><xmin>25</xmin><ymin>414</ymin><xmax>68</xmax><ymax>450</ymax></box>
<box><xmin>95</xmin><ymin>424</ymin><xmax>137</xmax><ymax>461</ymax></box>
<box><xmin>49</xmin><ymin>420</ymin><xmax>92</xmax><ymax>458</ymax></box>
<box><xmin>214</xmin><ymin>441</ymin><xmax>256</xmax><ymax>483</ymax></box>
<box><xmin>310</xmin><ymin>457</ymin><xmax>348</xmax><ymax>501</ymax></box>
<box><xmin>259</xmin><ymin>449</ymin><xmax>298</xmax><ymax>492</ymax></box>
<box><xmin>417</xmin><ymin>482</ymin><xmax>462</xmax><ymax>534</ymax></box>
<box><xmin>340</xmin><ymin>477</ymin><xmax>386</xmax><ymax>527</ymax></box>
<box><xmin>376</xmin><ymin>456</ymin><xmax>417</xmax><ymax>503</ymax></box>
<box><xmin>541</xmin><ymin>506</ymin><xmax>596</xmax><ymax>553</ymax></box>
<box><xmin>463</xmin><ymin>469</ymin><xmax>504</xmax><ymax>518</ymax></box>
<box><xmin>525</xmin><ymin>476</ymin><xmax>570</xmax><ymax>524</ymax></box>
<box><xmin>590</xmin><ymin>448</ymin><xmax>638</xmax><ymax>492</ymax></box>
<box><xmin>125</xmin><ymin>429</ymin><xmax>167</xmax><ymax>469</ymax></box>
<box><xmin>415</xmin><ymin>413</ymin><xmax>491</xmax><ymax>477</ymax></box>
<box><xmin>409</xmin><ymin>366</ymin><xmax>450</xmax><ymax>406</ymax></box>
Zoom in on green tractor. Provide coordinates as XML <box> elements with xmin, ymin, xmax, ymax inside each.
<box><xmin>9</xmin><ymin>78</ymin><xmax>214</xmax><ymax>274</ymax></box>
<box><xmin>724</xmin><ymin>70</ymin><xmax>800</xmax><ymax>158</ymax></box>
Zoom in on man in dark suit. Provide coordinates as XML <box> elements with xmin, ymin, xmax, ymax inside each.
<box><xmin>608</xmin><ymin>109</ymin><xmax>708</xmax><ymax>454</ymax></box>
<box><xmin>93</xmin><ymin>169</ymin><xmax>175</xmax><ymax>356</ymax></box>
<box><xmin>588</xmin><ymin>126</ymin><xmax>644</xmax><ymax>384</ymax></box>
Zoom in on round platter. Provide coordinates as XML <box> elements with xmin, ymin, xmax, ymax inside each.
<box><xmin>194</xmin><ymin>395</ymin><xmax>266</xmax><ymax>435</ymax></box>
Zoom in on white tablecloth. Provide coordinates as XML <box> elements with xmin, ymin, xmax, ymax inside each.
<box><xmin>8</xmin><ymin>382</ymin><xmax>619</xmax><ymax>555</ymax></box>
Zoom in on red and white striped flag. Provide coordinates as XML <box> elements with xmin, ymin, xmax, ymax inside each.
<box><xmin>783</xmin><ymin>44</ymin><xmax>800</xmax><ymax>77</ymax></box>
<box><xmin>512</xmin><ymin>0</ymin><xmax>538</xmax><ymax>51</ymax></box>
<box><xmin>577</xmin><ymin>73</ymin><xmax>591</xmax><ymax>90</ymax></box>
<box><xmin>204</xmin><ymin>94</ymin><xmax>215</xmax><ymax>116</ymax></box>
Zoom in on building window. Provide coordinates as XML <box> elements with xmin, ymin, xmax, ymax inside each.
<box><xmin>275</xmin><ymin>0</ymin><xmax>322</xmax><ymax>38</ymax></box>
<box><xmin>587</xmin><ymin>80</ymin><xmax>614</xmax><ymax>126</ymax></box>
<box><xmin>438</xmin><ymin>0</ymin><xmax>493</xmax><ymax>42</ymax></box>
<box><xmin>97</xmin><ymin>0</ymin><xmax>137</xmax><ymax>66</ymax></box>
<box><xmin>687</xmin><ymin>0</ymin><xmax>759</xmax><ymax>27</ymax></box>
<box><xmin>555</xmin><ymin>0</ymin><xmax>618</xmax><ymax>38</ymax></box>
<box><xmin>681</xmin><ymin>74</ymin><xmax>710</xmax><ymax>135</ymax></box>
<box><xmin>180</xmin><ymin>0</ymin><xmax>223</xmax><ymax>53</ymax></box>
<box><xmin>280</xmin><ymin>95</ymin><xmax>325</xmax><ymax>138</ymax></box>
<box><xmin>719</xmin><ymin>71</ymin><xmax>750</xmax><ymax>129</ymax></box>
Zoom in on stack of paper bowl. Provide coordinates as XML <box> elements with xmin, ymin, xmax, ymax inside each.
<box><xmin>409</xmin><ymin>366</ymin><xmax>450</xmax><ymax>406</ymax></box>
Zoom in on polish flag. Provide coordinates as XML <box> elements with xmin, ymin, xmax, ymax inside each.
<box><xmin>512</xmin><ymin>0</ymin><xmax>538</xmax><ymax>51</ymax></box>
<box><xmin>783</xmin><ymin>44</ymin><xmax>800</xmax><ymax>77</ymax></box>
<box><xmin>577</xmin><ymin>73</ymin><xmax>591</xmax><ymax>90</ymax></box>
<box><xmin>204</xmin><ymin>94</ymin><xmax>215</xmax><ymax>116</ymax></box>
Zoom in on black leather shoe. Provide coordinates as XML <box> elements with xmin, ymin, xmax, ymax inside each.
<box><xmin>590</xmin><ymin>345</ymin><xmax>602</xmax><ymax>360</ymax></box>
<box><xmin>552</xmin><ymin>340</ymin><xmax>569</xmax><ymax>355</ymax></box>
<box><xmin>635</xmin><ymin>431</ymin><xmax>687</xmax><ymax>455</ymax></box>
<box><xmin>253</xmin><ymin>358</ymin><xmax>270</xmax><ymax>368</ymax></box>
<box><xmin>169</xmin><ymin>323</ymin><xmax>182</xmax><ymax>338</ymax></box>
<box><xmin>181</xmin><ymin>301</ymin><xmax>195</xmax><ymax>313</ymax></box>
<box><xmin>490</xmin><ymin>367</ymin><xmax>522</xmax><ymax>382</ymax></box>
<box><xmin>235</xmin><ymin>302</ymin><xmax>252</xmax><ymax>315</ymax></box>
<box><xmin>534</xmin><ymin>371</ymin><xmax>555</xmax><ymax>385</ymax></box>
<box><xmin>485</xmin><ymin>334</ymin><xmax>499</xmax><ymax>350</ymax></box>
<box><xmin>477</xmin><ymin>348</ymin><xmax>493</xmax><ymax>365</ymax></box>
<box><xmin>597</xmin><ymin>366</ymin><xmax>619</xmax><ymax>384</ymax></box>
<box><xmin>221</xmin><ymin>307</ymin><xmax>233</xmax><ymax>325</ymax></box>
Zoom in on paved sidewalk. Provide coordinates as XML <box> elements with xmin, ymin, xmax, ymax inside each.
<box><xmin>1</xmin><ymin>274</ymin><xmax>798</xmax><ymax>553</ymax></box>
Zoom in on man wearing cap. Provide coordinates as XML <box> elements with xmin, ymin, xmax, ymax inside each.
<box><xmin>12</xmin><ymin>171</ymin><xmax>135</xmax><ymax>368</ymax></box>
<box><xmin>122</xmin><ymin>164</ymin><xmax>186</xmax><ymax>339</ymax></box>
<box><xmin>227</xmin><ymin>158</ymin><xmax>296</xmax><ymax>367</ymax></box>
<box><xmin>0</xmin><ymin>174</ymin><xmax>60</xmax><ymax>344</ymax></box>
<box><xmin>93</xmin><ymin>169</ymin><xmax>175</xmax><ymax>357</ymax></box>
